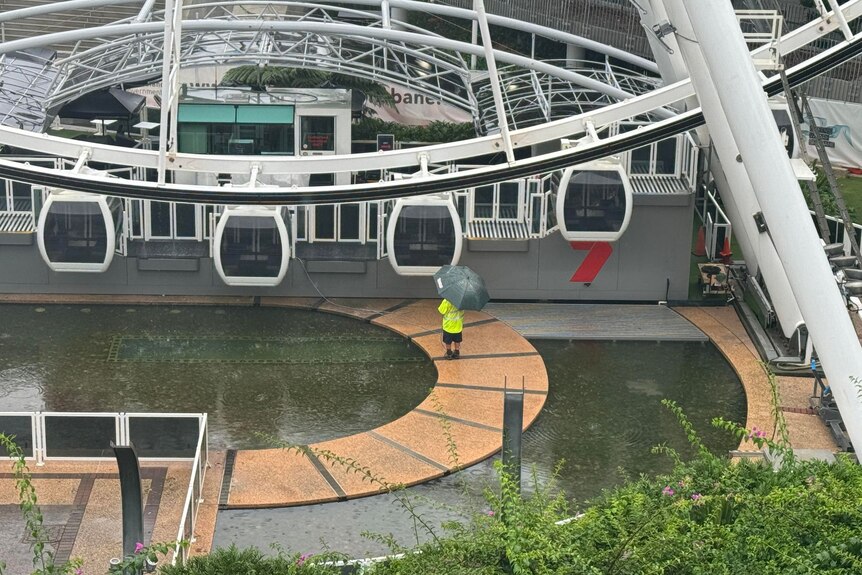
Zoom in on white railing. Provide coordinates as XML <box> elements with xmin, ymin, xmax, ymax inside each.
<box><xmin>1</xmin><ymin>411</ymin><xmax>208</xmax><ymax>567</ymax></box>
<box><xmin>172</xmin><ymin>413</ymin><xmax>208</xmax><ymax>566</ymax></box>
<box><xmin>701</xmin><ymin>190</ymin><xmax>733</xmax><ymax>260</ymax></box>
<box><xmin>818</xmin><ymin>212</ymin><xmax>862</xmax><ymax>254</ymax></box>
<box><xmin>0</xmin><ymin>411</ymin><xmax>206</xmax><ymax>463</ymax></box>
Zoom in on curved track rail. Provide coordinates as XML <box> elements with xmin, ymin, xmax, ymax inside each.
<box><xmin>0</xmin><ymin>31</ymin><xmax>859</xmax><ymax>205</ymax></box>
<box><xmin>0</xmin><ymin>1</ymin><xmax>858</xmax><ymax>205</ymax></box>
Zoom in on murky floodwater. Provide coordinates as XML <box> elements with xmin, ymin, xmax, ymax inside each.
<box><xmin>0</xmin><ymin>303</ymin><xmax>747</xmax><ymax>558</ymax></box>
<box><xmin>0</xmin><ymin>304</ymin><xmax>436</xmax><ymax>449</ymax></box>
<box><xmin>212</xmin><ymin>339</ymin><xmax>746</xmax><ymax>558</ymax></box>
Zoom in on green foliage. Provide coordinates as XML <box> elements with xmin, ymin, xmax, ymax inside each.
<box><xmin>160</xmin><ymin>545</ymin><xmax>346</xmax><ymax>574</ymax></box>
<box><xmin>0</xmin><ymin>433</ymin><xmax>83</xmax><ymax>575</ymax></box>
<box><xmin>351</xmin><ymin>118</ymin><xmax>475</xmax><ymax>143</ymax></box>
<box><xmin>220</xmin><ymin>66</ymin><xmax>395</xmax><ymax>106</ymax></box>
<box><xmin>1</xmin><ymin>432</ymin><xmax>184</xmax><ymax>575</ymax></box>
<box><xmin>803</xmin><ymin>164</ymin><xmax>857</xmax><ymax>219</ymax></box>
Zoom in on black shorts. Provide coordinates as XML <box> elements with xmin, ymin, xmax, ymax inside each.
<box><xmin>442</xmin><ymin>330</ymin><xmax>463</xmax><ymax>344</ymax></box>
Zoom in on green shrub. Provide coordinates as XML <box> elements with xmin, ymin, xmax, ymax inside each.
<box><xmin>161</xmin><ymin>545</ymin><xmax>347</xmax><ymax>575</ymax></box>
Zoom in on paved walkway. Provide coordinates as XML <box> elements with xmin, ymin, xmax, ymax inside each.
<box><xmin>674</xmin><ymin>306</ymin><xmax>837</xmax><ymax>452</ymax></box>
<box><xmin>224</xmin><ymin>298</ymin><xmax>549</xmax><ymax>508</ymax></box>
<box><xmin>486</xmin><ymin>303</ymin><xmax>708</xmax><ymax>341</ymax></box>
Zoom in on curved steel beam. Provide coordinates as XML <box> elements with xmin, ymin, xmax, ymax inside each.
<box><xmin>2</xmin><ymin>20</ymin><xmax>647</xmax><ymax>106</ymax></box>
<box><xmin>0</xmin><ymin>0</ymin><xmax>141</xmax><ymax>22</ymax></box>
<box><xmin>0</xmin><ymin>0</ymin><xmax>858</xmax><ymax>177</ymax></box>
<box><xmin>0</xmin><ymin>30</ymin><xmax>858</xmax><ymax>204</ymax></box>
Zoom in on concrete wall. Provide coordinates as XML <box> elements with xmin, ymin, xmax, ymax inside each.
<box><xmin>0</xmin><ymin>194</ymin><xmax>693</xmax><ymax>301</ymax></box>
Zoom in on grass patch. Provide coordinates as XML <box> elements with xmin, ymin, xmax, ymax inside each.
<box><xmin>838</xmin><ymin>175</ymin><xmax>862</xmax><ymax>221</ymax></box>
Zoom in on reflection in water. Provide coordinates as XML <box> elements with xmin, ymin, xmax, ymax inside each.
<box><xmin>0</xmin><ymin>303</ymin><xmax>747</xmax><ymax>556</ymax></box>
<box><xmin>215</xmin><ymin>338</ymin><xmax>746</xmax><ymax>557</ymax></box>
<box><xmin>0</xmin><ymin>304</ymin><xmax>436</xmax><ymax>449</ymax></box>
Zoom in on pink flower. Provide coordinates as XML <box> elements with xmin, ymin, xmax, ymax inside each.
<box><xmin>74</xmin><ymin>569</ymin><xmax>83</xmax><ymax>575</ymax></box>
<box><xmin>662</xmin><ymin>486</ymin><xmax>675</xmax><ymax>496</ymax></box>
<box><xmin>296</xmin><ymin>553</ymin><xmax>313</xmax><ymax>566</ymax></box>
<box><xmin>691</xmin><ymin>493</ymin><xmax>702</xmax><ymax>501</ymax></box>
<box><xmin>134</xmin><ymin>542</ymin><xmax>144</xmax><ymax>554</ymax></box>
<box><xmin>486</xmin><ymin>510</ymin><xmax>495</xmax><ymax>516</ymax></box>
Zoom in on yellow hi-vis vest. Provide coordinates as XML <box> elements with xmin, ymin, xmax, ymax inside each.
<box><xmin>438</xmin><ymin>299</ymin><xmax>464</xmax><ymax>333</ymax></box>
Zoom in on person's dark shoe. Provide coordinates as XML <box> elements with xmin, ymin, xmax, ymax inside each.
<box><xmin>445</xmin><ymin>349</ymin><xmax>453</xmax><ymax>359</ymax></box>
<box><xmin>453</xmin><ymin>350</ymin><xmax>460</xmax><ymax>359</ymax></box>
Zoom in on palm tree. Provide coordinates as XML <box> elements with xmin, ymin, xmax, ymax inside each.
<box><xmin>221</xmin><ymin>65</ymin><xmax>395</xmax><ymax>107</ymax></box>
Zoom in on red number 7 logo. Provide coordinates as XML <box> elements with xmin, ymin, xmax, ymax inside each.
<box><xmin>570</xmin><ymin>241</ymin><xmax>613</xmax><ymax>283</ymax></box>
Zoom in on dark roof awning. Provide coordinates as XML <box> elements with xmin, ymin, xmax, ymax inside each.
<box><xmin>59</xmin><ymin>87</ymin><xmax>146</xmax><ymax>120</ymax></box>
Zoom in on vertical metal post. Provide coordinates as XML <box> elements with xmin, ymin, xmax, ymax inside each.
<box><xmin>473</xmin><ymin>0</ymin><xmax>516</xmax><ymax>163</ymax></box>
<box><xmin>112</xmin><ymin>443</ymin><xmax>144</xmax><ymax>572</ymax></box>
<box><xmin>157</xmin><ymin>0</ymin><xmax>183</xmax><ymax>185</ymax></box>
<box><xmin>502</xmin><ymin>380</ymin><xmax>524</xmax><ymax>490</ymax></box>
<box><xmin>826</xmin><ymin>0</ymin><xmax>854</xmax><ymax>41</ymax></box>
<box><xmin>470</xmin><ymin>19</ymin><xmax>478</xmax><ymax>70</ymax></box>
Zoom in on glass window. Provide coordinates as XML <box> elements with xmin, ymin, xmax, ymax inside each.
<box><xmin>208</xmin><ymin>124</ymin><xmax>235</xmax><ymax>155</ymax></box>
<box><xmin>220</xmin><ymin>216</ymin><xmax>283</xmax><ymax>278</ymax></box>
<box><xmin>149</xmin><ymin>201</ymin><xmax>172</xmax><ymax>237</ymax></box>
<box><xmin>367</xmin><ymin>203</ymin><xmax>378</xmax><ymax>241</ymax></box>
<box><xmin>175</xmin><ymin>203</ymin><xmax>197</xmax><ymax>238</ymax></box>
<box><xmin>474</xmin><ymin>185</ymin><xmax>494</xmax><ymax>219</ymax></box>
<box><xmin>301</xmin><ymin>116</ymin><xmax>335</xmax><ymax>152</ymax></box>
<box><xmin>309</xmin><ymin>173</ymin><xmax>335</xmax><ymax>187</ymax></box>
<box><xmin>295</xmin><ymin>206</ymin><xmax>307</xmax><ymax>240</ymax></box>
<box><xmin>563</xmin><ymin>171</ymin><xmax>627</xmax><ymax>233</ymax></box>
<box><xmin>630</xmin><ymin>146</ymin><xmax>651</xmax><ymax>174</ymax></box>
<box><xmin>393</xmin><ymin>205</ymin><xmax>456</xmax><ymax>267</ymax></box>
<box><xmin>130</xmin><ymin>200</ymin><xmax>143</xmax><ymax>237</ymax></box>
<box><xmin>177</xmin><ymin>123</ymin><xmax>208</xmax><ymax>154</ymax></box>
<box><xmin>315</xmin><ymin>205</ymin><xmax>336</xmax><ymax>240</ymax></box>
<box><xmin>43</xmin><ymin>201</ymin><xmax>108</xmax><ymax>263</ymax></box>
<box><xmin>340</xmin><ymin>203</ymin><xmax>361</xmax><ymax>240</ymax></box>
<box><xmin>12</xmin><ymin>181</ymin><xmax>33</xmax><ymax>211</ymax></box>
<box><xmin>0</xmin><ymin>179</ymin><xmax>8</xmax><ymax>211</ymax></box>
<box><xmin>260</xmin><ymin>123</ymin><xmax>295</xmax><ymax>155</ymax></box>
<box><xmin>655</xmin><ymin>138</ymin><xmax>677</xmax><ymax>174</ymax></box>
<box><xmin>498</xmin><ymin>182</ymin><xmax>521</xmax><ymax>219</ymax></box>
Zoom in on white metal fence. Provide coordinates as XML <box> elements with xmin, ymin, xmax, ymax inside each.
<box><xmin>0</xmin><ymin>411</ymin><xmax>208</xmax><ymax>567</ymax></box>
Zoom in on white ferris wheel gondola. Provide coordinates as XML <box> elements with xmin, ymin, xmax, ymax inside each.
<box><xmin>213</xmin><ymin>205</ymin><xmax>290</xmax><ymax>287</ymax></box>
<box><xmin>386</xmin><ymin>194</ymin><xmax>463</xmax><ymax>276</ymax></box>
<box><xmin>37</xmin><ymin>189</ymin><xmax>119</xmax><ymax>273</ymax></box>
<box><xmin>555</xmin><ymin>158</ymin><xmax>633</xmax><ymax>243</ymax></box>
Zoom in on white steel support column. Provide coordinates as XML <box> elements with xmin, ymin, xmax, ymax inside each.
<box><xmin>473</xmin><ymin>0</ymin><xmax>515</xmax><ymax>163</ymax></box>
<box><xmin>827</xmin><ymin>0</ymin><xmax>855</xmax><ymax>41</ymax></box>
<box><xmin>649</xmin><ymin>0</ymin><xmax>804</xmax><ymax>340</ymax></box>
<box><xmin>157</xmin><ymin>0</ymin><xmax>184</xmax><ymax>185</ymax></box>
<box><xmin>667</xmin><ymin>0</ymin><xmax>862</xmax><ymax>450</ymax></box>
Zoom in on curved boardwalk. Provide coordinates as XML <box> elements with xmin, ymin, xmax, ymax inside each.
<box><xmin>224</xmin><ymin>298</ymin><xmax>549</xmax><ymax>509</ymax></box>
<box><xmin>675</xmin><ymin>306</ymin><xmax>836</xmax><ymax>453</ymax></box>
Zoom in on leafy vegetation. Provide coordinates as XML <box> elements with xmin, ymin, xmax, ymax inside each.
<box><xmin>352</xmin><ymin>117</ymin><xmax>475</xmax><ymax>143</ymax></box>
<box><xmin>0</xmin><ymin>433</ymin><xmax>183</xmax><ymax>575</ymax></box>
<box><xmin>6</xmin><ymin>390</ymin><xmax>862</xmax><ymax>574</ymax></box>
<box><xmin>221</xmin><ymin>66</ymin><xmax>395</xmax><ymax>107</ymax></box>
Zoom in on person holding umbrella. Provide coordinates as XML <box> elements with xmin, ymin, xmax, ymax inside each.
<box><xmin>438</xmin><ymin>298</ymin><xmax>465</xmax><ymax>359</ymax></box>
<box><xmin>433</xmin><ymin>265</ymin><xmax>490</xmax><ymax>360</ymax></box>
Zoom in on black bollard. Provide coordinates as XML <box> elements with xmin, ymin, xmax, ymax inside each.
<box><xmin>502</xmin><ymin>385</ymin><xmax>524</xmax><ymax>491</ymax></box>
<box><xmin>111</xmin><ymin>442</ymin><xmax>144</xmax><ymax>574</ymax></box>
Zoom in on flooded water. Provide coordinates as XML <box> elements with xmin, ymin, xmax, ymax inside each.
<box><xmin>0</xmin><ymin>304</ymin><xmax>436</xmax><ymax>449</ymax></box>
<box><xmin>216</xmin><ymin>339</ymin><xmax>746</xmax><ymax>558</ymax></box>
<box><xmin>0</xmin><ymin>303</ymin><xmax>747</xmax><ymax>558</ymax></box>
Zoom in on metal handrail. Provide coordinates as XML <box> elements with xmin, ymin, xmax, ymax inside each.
<box><xmin>172</xmin><ymin>413</ymin><xmax>208</xmax><ymax>565</ymax></box>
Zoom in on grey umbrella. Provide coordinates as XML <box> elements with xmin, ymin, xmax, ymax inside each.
<box><xmin>433</xmin><ymin>265</ymin><xmax>490</xmax><ymax>311</ymax></box>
